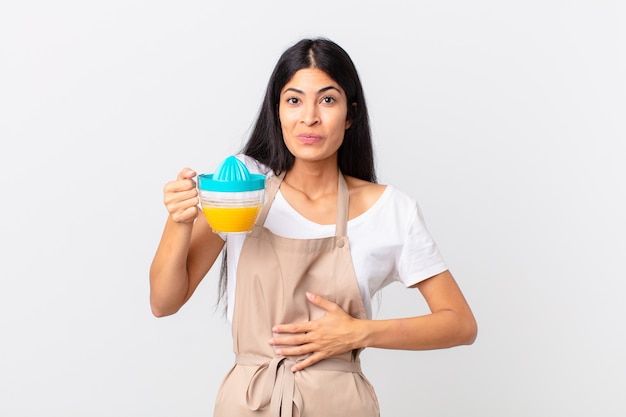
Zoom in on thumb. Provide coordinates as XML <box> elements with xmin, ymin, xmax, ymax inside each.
<box><xmin>177</xmin><ymin>167</ymin><xmax>197</xmax><ymax>181</ymax></box>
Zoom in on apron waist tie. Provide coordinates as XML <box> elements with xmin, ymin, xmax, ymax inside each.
<box><xmin>236</xmin><ymin>353</ymin><xmax>361</xmax><ymax>417</ymax></box>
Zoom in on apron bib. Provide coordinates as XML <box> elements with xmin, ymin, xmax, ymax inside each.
<box><xmin>214</xmin><ymin>172</ymin><xmax>380</xmax><ymax>417</ymax></box>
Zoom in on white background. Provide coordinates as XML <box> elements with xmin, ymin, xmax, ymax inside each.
<box><xmin>1</xmin><ymin>1</ymin><xmax>625</xmax><ymax>416</ymax></box>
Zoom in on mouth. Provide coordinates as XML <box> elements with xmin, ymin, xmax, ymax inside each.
<box><xmin>297</xmin><ymin>134</ymin><xmax>322</xmax><ymax>145</ymax></box>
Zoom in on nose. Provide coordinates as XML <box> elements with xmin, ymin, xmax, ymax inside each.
<box><xmin>301</xmin><ymin>102</ymin><xmax>320</xmax><ymax>126</ymax></box>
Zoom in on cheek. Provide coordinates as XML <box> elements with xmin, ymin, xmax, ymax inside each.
<box><xmin>278</xmin><ymin>108</ymin><xmax>296</xmax><ymax>127</ymax></box>
<box><xmin>334</xmin><ymin>113</ymin><xmax>350</xmax><ymax>132</ymax></box>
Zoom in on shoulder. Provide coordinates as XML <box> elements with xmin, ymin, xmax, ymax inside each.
<box><xmin>236</xmin><ymin>154</ymin><xmax>273</xmax><ymax>177</ymax></box>
<box><xmin>347</xmin><ymin>176</ymin><xmax>424</xmax><ymax>222</ymax></box>
<box><xmin>345</xmin><ymin>175</ymin><xmax>386</xmax><ymax>200</ymax></box>
<box><xmin>345</xmin><ymin>176</ymin><xmax>388</xmax><ymax>219</ymax></box>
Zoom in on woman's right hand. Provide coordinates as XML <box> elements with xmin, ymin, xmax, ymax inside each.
<box><xmin>163</xmin><ymin>168</ymin><xmax>200</xmax><ymax>224</ymax></box>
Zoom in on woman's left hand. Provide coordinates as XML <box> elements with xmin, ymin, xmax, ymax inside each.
<box><xmin>269</xmin><ymin>292</ymin><xmax>365</xmax><ymax>372</ymax></box>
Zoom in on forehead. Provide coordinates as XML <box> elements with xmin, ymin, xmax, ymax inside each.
<box><xmin>282</xmin><ymin>68</ymin><xmax>343</xmax><ymax>93</ymax></box>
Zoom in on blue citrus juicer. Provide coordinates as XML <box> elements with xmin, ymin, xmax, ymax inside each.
<box><xmin>197</xmin><ymin>156</ymin><xmax>266</xmax><ymax>234</ymax></box>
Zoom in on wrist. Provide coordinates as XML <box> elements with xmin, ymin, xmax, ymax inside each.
<box><xmin>357</xmin><ymin>318</ymin><xmax>376</xmax><ymax>349</ymax></box>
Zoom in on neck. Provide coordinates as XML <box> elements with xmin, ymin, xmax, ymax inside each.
<box><xmin>283</xmin><ymin>162</ymin><xmax>339</xmax><ymax>201</ymax></box>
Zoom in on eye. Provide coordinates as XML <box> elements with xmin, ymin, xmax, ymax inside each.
<box><xmin>320</xmin><ymin>96</ymin><xmax>336</xmax><ymax>104</ymax></box>
<box><xmin>286</xmin><ymin>96</ymin><xmax>300</xmax><ymax>105</ymax></box>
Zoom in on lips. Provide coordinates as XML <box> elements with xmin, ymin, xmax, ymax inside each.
<box><xmin>298</xmin><ymin>134</ymin><xmax>322</xmax><ymax>145</ymax></box>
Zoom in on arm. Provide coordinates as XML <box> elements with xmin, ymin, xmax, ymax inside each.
<box><xmin>149</xmin><ymin>168</ymin><xmax>225</xmax><ymax>317</ymax></box>
<box><xmin>362</xmin><ymin>270</ymin><xmax>477</xmax><ymax>350</ymax></box>
<box><xmin>270</xmin><ymin>270</ymin><xmax>477</xmax><ymax>371</ymax></box>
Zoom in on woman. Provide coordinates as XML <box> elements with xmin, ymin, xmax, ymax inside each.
<box><xmin>150</xmin><ymin>38</ymin><xmax>477</xmax><ymax>417</ymax></box>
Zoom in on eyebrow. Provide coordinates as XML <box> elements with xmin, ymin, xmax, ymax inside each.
<box><xmin>282</xmin><ymin>86</ymin><xmax>343</xmax><ymax>95</ymax></box>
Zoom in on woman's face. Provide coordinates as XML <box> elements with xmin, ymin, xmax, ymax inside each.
<box><xmin>278</xmin><ymin>68</ymin><xmax>351</xmax><ymax>164</ymax></box>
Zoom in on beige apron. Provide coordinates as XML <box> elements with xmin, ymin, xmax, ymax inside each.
<box><xmin>213</xmin><ymin>172</ymin><xmax>380</xmax><ymax>417</ymax></box>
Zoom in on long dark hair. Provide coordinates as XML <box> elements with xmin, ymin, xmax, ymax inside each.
<box><xmin>217</xmin><ymin>38</ymin><xmax>377</xmax><ymax>313</ymax></box>
<box><xmin>243</xmin><ymin>37</ymin><xmax>376</xmax><ymax>181</ymax></box>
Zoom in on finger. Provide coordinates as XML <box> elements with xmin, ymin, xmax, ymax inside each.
<box><xmin>274</xmin><ymin>343</ymin><xmax>320</xmax><ymax>356</ymax></box>
<box><xmin>170</xmin><ymin>206</ymin><xmax>200</xmax><ymax>223</ymax></box>
<box><xmin>291</xmin><ymin>352</ymin><xmax>325</xmax><ymax>372</ymax></box>
<box><xmin>305</xmin><ymin>292</ymin><xmax>338</xmax><ymax>312</ymax></box>
<box><xmin>165</xmin><ymin>169</ymin><xmax>197</xmax><ymax>195</ymax></box>
<box><xmin>272</xmin><ymin>322</ymin><xmax>313</xmax><ymax>334</ymax></box>
<box><xmin>165</xmin><ymin>198</ymin><xmax>198</xmax><ymax>213</ymax></box>
<box><xmin>164</xmin><ymin>188</ymin><xmax>199</xmax><ymax>207</ymax></box>
<box><xmin>164</xmin><ymin>178</ymin><xmax>198</xmax><ymax>195</ymax></box>
<box><xmin>273</xmin><ymin>343</ymin><xmax>315</xmax><ymax>357</ymax></box>
<box><xmin>165</xmin><ymin>191</ymin><xmax>200</xmax><ymax>221</ymax></box>
<box><xmin>269</xmin><ymin>333</ymin><xmax>310</xmax><ymax>347</ymax></box>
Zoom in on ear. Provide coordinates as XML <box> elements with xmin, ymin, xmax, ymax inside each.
<box><xmin>345</xmin><ymin>102</ymin><xmax>357</xmax><ymax>130</ymax></box>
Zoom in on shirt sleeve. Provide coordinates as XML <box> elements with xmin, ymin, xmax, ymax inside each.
<box><xmin>397</xmin><ymin>202</ymin><xmax>448</xmax><ymax>288</ymax></box>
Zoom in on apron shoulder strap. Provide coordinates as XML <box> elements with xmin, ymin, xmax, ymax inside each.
<box><xmin>255</xmin><ymin>170</ymin><xmax>284</xmax><ymax>226</ymax></box>
<box><xmin>336</xmin><ymin>173</ymin><xmax>349</xmax><ymax>237</ymax></box>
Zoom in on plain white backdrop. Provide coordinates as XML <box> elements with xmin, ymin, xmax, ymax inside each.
<box><xmin>1</xmin><ymin>1</ymin><xmax>625</xmax><ymax>416</ymax></box>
